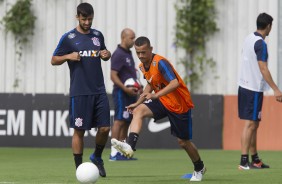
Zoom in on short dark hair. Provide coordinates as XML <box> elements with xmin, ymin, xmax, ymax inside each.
<box><xmin>135</xmin><ymin>36</ymin><xmax>151</xmax><ymax>47</ymax></box>
<box><xmin>77</xmin><ymin>3</ymin><xmax>94</xmax><ymax>17</ymax></box>
<box><xmin>257</xmin><ymin>13</ymin><xmax>273</xmax><ymax>30</ymax></box>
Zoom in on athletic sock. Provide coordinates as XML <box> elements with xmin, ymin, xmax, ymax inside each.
<box><xmin>73</xmin><ymin>153</ymin><xmax>83</xmax><ymax>169</ymax></box>
<box><xmin>240</xmin><ymin>154</ymin><xmax>249</xmax><ymax>165</ymax></box>
<box><xmin>111</xmin><ymin>146</ymin><xmax>118</xmax><ymax>157</ymax></box>
<box><xmin>251</xmin><ymin>153</ymin><xmax>260</xmax><ymax>163</ymax></box>
<box><xmin>193</xmin><ymin>159</ymin><xmax>204</xmax><ymax>172</ymax></box>
<box><xmin>94</xmin><ymin>144</ymin><xmax>105</xmax><ymax>158</ymax></box>
<box><xmin>128</xmin><ymin>132</ymin><xmax>139</xmax><ymax>151</ymax></box>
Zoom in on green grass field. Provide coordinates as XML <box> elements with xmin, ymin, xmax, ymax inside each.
<box><xmin>0</xmin><ymin>148</ymin><xmax>281</xmax><ymax>184</ymax></box>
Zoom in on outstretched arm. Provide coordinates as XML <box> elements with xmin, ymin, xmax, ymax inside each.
<box><xmin>145</xmin><ymin>78</ymin><xmax>179</xmax><ymax>99</ymax></box>
<box><xmin>126</xmin><ymin>84</ymin><xmax>153</xmax><ymax>113</ymax></box>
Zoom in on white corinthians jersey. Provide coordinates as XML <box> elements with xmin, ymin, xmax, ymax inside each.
<box><xmin>238</xmin><ymin>33</ymin><xmax>270</xmax><ymax>92</ymax></box>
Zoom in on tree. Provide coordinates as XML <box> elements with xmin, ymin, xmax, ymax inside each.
<box><xmin>1</xmin><ymin>0</ymin><xmax>36</xmax><ymax>89</ymax></box>
<box><xmin>175</xmin><ymin>0</ymin><xmax>218</xmax><ymax>92</ymax></box>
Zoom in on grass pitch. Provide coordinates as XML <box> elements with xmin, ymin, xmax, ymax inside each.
<box><xmin>0</xmin><ymin>148</ymin><xmax>281</xmax><ymax>184</ymax></box>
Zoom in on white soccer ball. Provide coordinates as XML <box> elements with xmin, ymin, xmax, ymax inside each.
<box><xmin>76</xmin><ymin>162</ymin><xmax>99</xmax><ymax>184</ymax></box>
<box><xmin>124</xmin><ymin>78</ymin><xmax>141</xmax><ymax>89</ymax></box>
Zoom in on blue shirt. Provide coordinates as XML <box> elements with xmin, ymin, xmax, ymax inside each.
<box><xmin>53</xmin><ymin>28</ymin><xmax>107</xmax><ymax>97</ymax></box>
<box><xmin>111</xmin><ymin>45</ymin><xmax>136</xmax><ymax>90</ymax></box>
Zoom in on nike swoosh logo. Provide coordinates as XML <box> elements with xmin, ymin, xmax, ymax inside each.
<box><xmin>148</xmin><ymin>75</ymin><xmax>154</xmax><ymax>83</ymax></box>
<box><xmin>148</xmin><ymin>119</ymin><xmax>170</xmax><ymax>133</ymax></box>
<box><xmin>75</xmin><ymin>42</ymin><xmax>81</xmax><ymax>45</ymax></box>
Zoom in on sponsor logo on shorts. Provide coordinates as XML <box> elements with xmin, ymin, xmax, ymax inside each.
<box><xmin>75</xmin><ymin>118</ymin><xmax>83</xmax><ymax>127</ymax></box>
<box><xmin>258</xmin><ymin>111</ymin><xmax>261</xmax><ymax>119</ymax></box>
<box><xmin>123</xmin><ymin>111</ymin><xmax>130</xmax><ymax>119</ymax></box>
<box><xmin>144</xmin><ymin>99</ymin><xmax>152</xmax><ymax>104</ymax></box>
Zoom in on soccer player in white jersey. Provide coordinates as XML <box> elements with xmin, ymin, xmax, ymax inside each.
<box><xmin>238</xmin><ymin>13</ymin><xmax>282</xmax><ymax>170</ymax></box>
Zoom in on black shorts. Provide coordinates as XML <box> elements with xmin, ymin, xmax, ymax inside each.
<box><xmin>113</xmin><ymin>88</ymin><xmax>137</xmax><ymax>123</ymax></box>
<box><xmin>238</xmin><ymin>86</ymin><xmax>263</xmax><ymax>121</ymax></box>
<box><xmin>69</xmin><ymin>94</ymin><xmax>110</xmax><ymax>130</ymax></box>
<box><xmin>144</xmin><ymin>99</ymin><xmax>193</xmax><ymax>140</ymax></box>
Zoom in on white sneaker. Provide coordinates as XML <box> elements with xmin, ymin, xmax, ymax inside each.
<box><xmin>190</xmin><ymin>166</ymin><xmax>206</xmax><ymax>181</ymax></box>
<box><xmin>111</xmin><ymin>138</ymin><xmax>134</xmax><ymax>158</ymax></box>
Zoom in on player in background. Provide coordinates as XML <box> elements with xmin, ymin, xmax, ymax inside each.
<box><xmin>111</xmin><ymin>36</ymin><xmax>206</xmax><ymax>181</ymax></box>
<box><xmin>110</xmin><ymin>28</ymin><xmax>140</xmax><ymax>161</ymax></box>
<box><xmin>238</xmin><ymin>12</ymin><xmax>282</xmax><ymax>170</ymax></box>
<box><xmin>51</xmin><ymin>2</ymin><xmax>111</xmax><ymax>177</ymax></box>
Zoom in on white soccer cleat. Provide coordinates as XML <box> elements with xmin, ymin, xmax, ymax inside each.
<box><xmin>238</xmin><ymin>163</ymin><xmax>250</xmax><ymax>170</ymax></box>
<box><xmin>111</xmin><ymin>138</ymin><xmax>134</xmax><ymax>158</ymax></box>
<box><xmin>190</xmin><ymin>166</ymin><xmax>206</xmax><ymax>182</ymax></box>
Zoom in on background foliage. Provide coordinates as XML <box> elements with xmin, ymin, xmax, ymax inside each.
<box><xmin>1</xmin><ymin>0</ymin><xmax>36</xmax><ymax>88</ymax></box>
<box><xmin>2</xmin><ymin>0</ymin><xmax>36</xmax><ymax>44</ymax></box>
<box><xmin>175</xmin><ymin>0</ymin><xmax>218</xmax><ymax>92</ymax></box>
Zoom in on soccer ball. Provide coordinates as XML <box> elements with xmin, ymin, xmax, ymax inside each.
<box><xmin>124</xmin><ymin>78</ymin><xmax>141</xmax><ymax>89</ymax></box>
<box><xmin>76</xmin><ymin>162</ymin><xmax>99</xmax><ymax>184</ymax></box>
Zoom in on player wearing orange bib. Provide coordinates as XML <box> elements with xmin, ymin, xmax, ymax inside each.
<box><xmin>139</xmin><ymin>54</ymin><xmax>194</xmax><ymax>114</ymax></box>
<box><xmin>111</xmin><ymin>36</ymin><xmax>206</xmax><ymax>181</ymax></box>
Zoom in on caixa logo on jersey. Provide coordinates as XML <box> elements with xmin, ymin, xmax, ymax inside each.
<box><xmin>79</xmin><ymin>50</ymin><xmax>100</xmax><ymax>57</ymax></box>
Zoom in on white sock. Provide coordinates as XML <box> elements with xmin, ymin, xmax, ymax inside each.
<box><xmin>111</xmin><ymin>146</ymin><xmax>118</xmax><ymax>156</ymax></box>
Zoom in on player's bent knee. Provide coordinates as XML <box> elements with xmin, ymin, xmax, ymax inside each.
<box><xmin>132</xmin><ymin>104</ymin><xmax>152</xmax><ymax>118</ymax></box>
<box><xmin>177</xmin><ymin>138</ymin><xmax>192</xmax><ymax>148</ymax></box>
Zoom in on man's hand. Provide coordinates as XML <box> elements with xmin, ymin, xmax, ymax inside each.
<box><xmin>274</xmin><ymin>89</ymin><xmax>282</xmax><ymax>102</ymax></box>
<box><xmin>140</xmin><ymin>92</ymin><xmax>158</xmax><ymax>100</ymax></box>
<box><xmin>68</xmin><ymin>52</ymin><xmax>80</xmax><ymax>61</ymax></box>
<box><xmin>100</xmin><ymin>50</ymin><xmax>111</xmax><ymax>60</ymax></box>
<box><xmin>126</xmin><ymin>103</ymin><xmax>139</xmax><ymax>114</ymax></box>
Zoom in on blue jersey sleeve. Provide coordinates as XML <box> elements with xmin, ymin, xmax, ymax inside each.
<box><xmin>99</xmin><ymin>32</ymin><xmax>107</xmax><ymax>50</ymax></box>
<box><xmin>53</xmin><ymin>33</ymin><xmax>73</xmax><ymax>56</ymax></box>
<box><xmin>254</xmin><ymin>39</ymin><xmax>268</xmax><ymax>62</ymax></box>
<box><xmin>158</xmin><ymin>60</ymin><xmax>176</xmax><ymax>82</ymax></box>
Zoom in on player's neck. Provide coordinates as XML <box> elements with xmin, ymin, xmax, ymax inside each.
<box><xmin>143</xmin><ymin>54</ymin><xmax>154</xmax><ymax>68</ymax></box>
<box><xmin>256</xmin><ymin>30</ymin><xmax>266</xmax><ymax>39</ymax></box>
<box><xmin>120</xmin><ymin>43</ymin><xmax>129</xmax><ymax>51</ymax></box>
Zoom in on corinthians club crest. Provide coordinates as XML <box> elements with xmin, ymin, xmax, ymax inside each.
<box><xmin>92</xmin><ymin>37</ymin><xmax>100</xmax><ymax>46</ymax></box>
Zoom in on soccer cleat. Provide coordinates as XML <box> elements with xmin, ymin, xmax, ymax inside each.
<box><xmin>250</xmin><ymin>160</ymin><xmax>270</xmax><ymax>169</ymax></box>
<box><xmin>190</xmin><ymin>166</ymin><xmax>206</xmax><ymax>181</ymax></box>
<box><xmin>109</xmin><ymin>152</ymin><xmax>137</xmax><ymax>161</ymax></box>
<box><xmin>111</xmin><ymin>138</ymin><xmax>134</xmax><ymax>158</ymax></box>
<box><xmin>238</xmin><ymin>163</ymin><xmax>250</xmax><ymax>170</ymax></box>
<box><xmin>89</xmin><ymin>154</ymin><xmax>106</xmax><ymax>177</ymax></box>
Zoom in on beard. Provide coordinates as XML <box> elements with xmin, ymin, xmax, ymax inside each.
<box><xmin>79</xmin><ymin>22</ymin><xmax>91</xmax><ymax>32</ymax></box>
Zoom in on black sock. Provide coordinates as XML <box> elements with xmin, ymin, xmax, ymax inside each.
<box><xmin>240</xmin><ymin>154</ymin><xmax>249</xmax><ymax>165</ymax></box>
<box><xmin>128</xmin><ymin>132</ymin><xmax>139</xmax><ymax>151</ymax></box>
<box><xmin>251</xmin><ymin>153</ymin><xmax>260</xmax><ymax>163</ymax></box>
<box><xmin>73</xmin><ymin>153</ymin><xmax>83</xmax><ymax>169</ymax></box>
<box><xmin>94</xmin><ymin>144</ymin><xmax>105</xmax><ymax>158</ymax></box>
<box><xmin>193</xmin><ymin>159</ymin><xmax>204</xmax><ymax>172</ymax></box>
